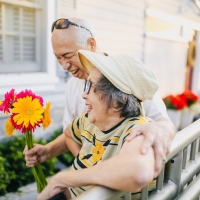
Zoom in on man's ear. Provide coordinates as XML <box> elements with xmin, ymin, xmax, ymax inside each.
<box><xmin>88</xmin><ymin>37</ymin><xmax>96</xmax><ymax>52</ymax></box>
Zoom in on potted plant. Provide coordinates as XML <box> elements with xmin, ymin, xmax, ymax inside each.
<box><xmin>163</xmin><ymin>94</ymin><xmax>187</xmax><ymax>131</ymax></box>
<box><xmin>179</xmin><ymin>90</ymin><xmax>200</xmax><ymax>129</ymax></box>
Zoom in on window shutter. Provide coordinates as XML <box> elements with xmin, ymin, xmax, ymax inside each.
<box><xmin>0</xmin><ymin>3</ymin><xmax>2</xmax><ymax>61</ymax></box>
<box><xmin>0</xmin><ymin>3</ymin><xmax>2</xmax><ymax>30</ymax></box>
<box><xmin>13</xmin><ymin>36</ymin><xmax>20</xmax><ymax>61</ymax></box>
<box><xmin>0</xmin><ymin>1</ymin><xmax>43</xmax><ymax>73</ymax></box>
<box><xmin>13</xmin><ymin>7</ymin><xmax>20</xmax><ymax>61</ymax></box>
<box><xmin>22</xmin><ymin>7</ymin><xmax>35</xmax><ymax>62</ymax></box>
<box><xmin>23</xmin><ymin>37</ymin><xmax>35</xmax><ymax>61</ymax></box>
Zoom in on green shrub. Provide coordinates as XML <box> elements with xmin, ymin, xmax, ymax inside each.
<box><xmin>0</xmin><ymin>128</ymin><xmax>76</xmax><ymax>196</ymax></box>
<box><xmin>0</xmin><ymin>135</ymin><xmax>58</xmax><ymax>195</ymax></box>
<box><xmin>0</xmin><ymin>156</ymin><xmax>16</xmax><ymax>196</ymax></box>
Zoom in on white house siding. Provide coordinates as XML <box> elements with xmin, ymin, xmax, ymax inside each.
<box><xmin>56</xmin><ymin>0</ymin><xmax>200</xmax><ymax>98</ymax></box>
<box><xmin>57</xmin><ymin>0</ymin><xmax>76</xmax><ymax>18</ymax></box>
<box><xmin>145</xmin><ymin>38</ymin><xmax>188</xmax><ymax>97</ymax></box>
<box><xmin>144</xmin><ymin>0</ymin><xmax>200</xmax><ymax>97</ymax></box>
<box><xmin>146</xmin><ymin>0</ymin><xmax>182</xmax><ymax>14</ymax></box>
<box><xmin>57</xmin><ymin>0</ymin><xmax>146</xmax><ymax>60</ymax></box>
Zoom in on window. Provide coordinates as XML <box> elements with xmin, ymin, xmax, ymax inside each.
<box><xmin>0</xmin><ymin>0</ymin><xmax>45</xmax><ymax>73</ymax></box>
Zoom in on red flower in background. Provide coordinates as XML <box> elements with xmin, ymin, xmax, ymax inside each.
<box><xmin>180</xmin><ymin>90</ymin><xmax>199</xmax><ymax>107</ymax></box>
<box><xmin>163</xmin><ymin>90</ymin><xmax>199</xmax><ymax>110</ymax></box>
<box><xmin>163</xmin><ymin>95</ymin><xmax>187</xmax><ymax>110</ymax></box>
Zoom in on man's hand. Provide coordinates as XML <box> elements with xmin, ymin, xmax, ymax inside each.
<box><xmin>126</xmin><ymin>117</ymin><xmax>176</xmax><ymax>177</ymax></box>
<box><xmin>37</xmin><ymin>173</ymin><xmax>71</xmax><ymax>200</ymax></box>
<box><xmin>23</xmin><ymin>144</ymin><xmax>48</xmax><ymax>167</ymax></box>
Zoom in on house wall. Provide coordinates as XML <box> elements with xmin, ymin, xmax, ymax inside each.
<box><xmin>57</xmin><ymin>0</ymin><xmax>146</xmax><ymax>60</ymax></box>
<box><xmin>144</xmin><ymin>0</ymin><xmax>200</xmax><ymax>97</ymax></box>
<box><xmin>57</xmin><ymin>0</ymin><xmax>200</xmax><ymax>98</ymax></box>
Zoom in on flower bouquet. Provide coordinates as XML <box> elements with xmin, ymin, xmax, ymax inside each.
<box><xmin>0</xmin><ymin>89</ymin><xmax>51</xmax><ymax>192</ymax></box>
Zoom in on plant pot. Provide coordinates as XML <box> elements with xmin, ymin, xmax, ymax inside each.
<box><xmin>179</xmin><ymin>108</ymin><xmax>195</xmax><ymax>130</ymax></box>
<box><xmin>167</xmin><ymin>109</ymin><xmax>182</xmax><ymax>131</ymax></box>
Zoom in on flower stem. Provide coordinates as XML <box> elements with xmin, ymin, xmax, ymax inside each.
<box><xmin>25</xmin><ymin>129</ymin><xmax>47</xmax><ymax>193</ymax></box>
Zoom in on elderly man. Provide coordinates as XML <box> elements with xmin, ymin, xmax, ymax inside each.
<box><xmin>24</xmin><ymin>18</ymin><xmax>175</xmax><ymax>178</ymax></box>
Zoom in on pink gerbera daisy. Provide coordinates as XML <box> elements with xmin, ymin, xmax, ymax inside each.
<box><xmin>0</xmin><ymin>89</ymin><xmax>15</xmax><ymax>113</ymax></box>
<box><xmin>15</xmin><ymin>89</ymin><xmax>44</xmax><ymax>106</ymax></box>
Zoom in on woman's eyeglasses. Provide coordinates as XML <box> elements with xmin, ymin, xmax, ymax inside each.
<box><xmin>51</xmin><ymin>18</ymin><xmax>92</xmax><ymax>36</ymax></box>
<box><xmin>84</xmin><ymin>80</ymin><xmax>96</xmax><ymax>94</ymax></box>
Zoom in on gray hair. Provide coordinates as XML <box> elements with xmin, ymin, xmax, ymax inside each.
<box><xmin>95</xmin><ymin>74</ymin><xmax>141</xmax><ymax>118</ymax></box>
<box><xmin>68</xmin><ymin>17</ymin><xmax>95</xmax><ymax>48</ymax></box>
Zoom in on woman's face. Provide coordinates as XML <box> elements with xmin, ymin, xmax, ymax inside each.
<box><xmin>82</xmin><ymin>68</ymin><xmax>111</xmax><ymax>126</ymax></box>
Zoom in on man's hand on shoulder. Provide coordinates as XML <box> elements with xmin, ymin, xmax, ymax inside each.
<box><xmin>127</xmin><ymin>117</ymin><xmax>176</xmax><ymax>177</ymax></box>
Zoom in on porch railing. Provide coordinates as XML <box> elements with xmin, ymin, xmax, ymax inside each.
<box><xmin>74</xmin><ymin>119</ymin><xmax>200</xmax><ymax>200</ymax></box>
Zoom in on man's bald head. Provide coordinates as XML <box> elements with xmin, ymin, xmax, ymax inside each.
<box><xmin>51</xmin><ymin>18</ymin><xmax>96</xmax><ymax>79</ymax></box>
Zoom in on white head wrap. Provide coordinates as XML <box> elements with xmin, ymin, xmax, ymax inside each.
<box><xmin>78</xmin><ymin>50</ymin><xmax>159</xmax><ymax>116</ymax></box>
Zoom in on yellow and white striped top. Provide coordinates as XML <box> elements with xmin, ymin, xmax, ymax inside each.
<box><xmin>69</xmin><ymin>113</ymin><xmax>154</xmax><ymax>199</ymax></box>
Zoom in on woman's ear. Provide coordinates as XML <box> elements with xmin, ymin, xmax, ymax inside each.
<box><xmin>112</xmin><ymin>101</ymin><xmax>123</xmax><ymax>112</ymax></box>
<box><xmin>88</xmin><ymin>37</ymin><xmax>96</xmax><ymax>52</ymax></box>
<box><xmin>113</xmin><ymin>107</ymin><xmax>122</xmax><ymax>112</ymax></box>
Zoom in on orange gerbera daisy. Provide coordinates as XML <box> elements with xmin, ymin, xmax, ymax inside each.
<box><xmin>11</xmin><ymin>96</ymin><xmax>44</xmax><ymax>131</ymax></box>
<box><xmin>5</xmin><ymin>118</ymin><xmax>15</xmax><ymax>137</ymax></box>
<box><xmin>42</xmin><ymin>102</ymin><xmax>51</xmax><ymax>130</ymax></box>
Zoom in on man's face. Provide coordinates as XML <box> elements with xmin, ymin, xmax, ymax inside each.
<box><xmin>51</xmin><ymin>29</ymin><xmax>89</xmax><ymax>79</ymax></box>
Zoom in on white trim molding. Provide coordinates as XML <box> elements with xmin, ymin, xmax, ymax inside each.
<box><xmin>146</xmin><ymin>8</ymin><xmax>200</xmax><ymax>31</ymax></box>
<box><xmin>0</xmin><ymin>73</ymin><xmax>59</xmax><ymax>95</ymax></box>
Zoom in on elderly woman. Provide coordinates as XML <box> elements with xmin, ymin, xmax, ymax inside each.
<box><xmin>37</xmin><ymin>50</ymin><xmax>162</xmax><ymax>200</ymax></box>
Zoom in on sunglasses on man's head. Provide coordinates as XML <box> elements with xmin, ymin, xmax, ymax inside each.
<box><xmin>51</xmin><ymin>18</ymin><xmax>92</xmax><ymax>36</ymax></box>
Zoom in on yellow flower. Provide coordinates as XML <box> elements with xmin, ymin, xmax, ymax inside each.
<box><xmin>5</xmin><ymin>118</ymin><xmax>15</xmax><ymax>137</ymax></box>
<box><xmin>12</xmin><ymin>96</ymin><xmax>44</xmax><ymax>128</ymax></box>
<box><xmin>0</xmin><ymin>100</ymin><xmax>2</xmax><ymax>105</ymax></box>
<box><xmin>42</xmin><ymin>102</ymin><xmax>51</xmax><ymax>130</ymax></box>
<box><xmin>92</xmin><ymin>141</ymin><xmax>105</xmax><ymax>162</ymax></box>
<box><xmin>134</xmin><ymin>116</ymin><xmax>150</xmax><ymax>124</ymax></box>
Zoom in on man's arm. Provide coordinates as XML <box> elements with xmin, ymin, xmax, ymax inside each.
<box><xmin>37</xmin><ymin>135</ymin><xmax>156</xmax><ymax>200</ymax></box>
<box><xmin>127</xmin><ymin>117</ymin><xmax>175</xmax><ymax>177</ymax></box>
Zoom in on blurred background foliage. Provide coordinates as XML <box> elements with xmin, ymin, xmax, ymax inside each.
<box><xmin>0</xmin><ymin>129</ymin><xmax>74</xmax><ymax>196</ymax></box>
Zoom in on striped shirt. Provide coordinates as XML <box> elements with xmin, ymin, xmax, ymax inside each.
<box><xmin>69</xmin><ymin>113</ymin><xmax>155</xmax><ymax>199</ymax></box>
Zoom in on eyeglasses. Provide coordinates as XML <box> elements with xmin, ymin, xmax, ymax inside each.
<box><xmin>84</xmin><ymin>80</ymin><xmax>96</xmax><ymax>94</ymax></box>
<box><xmin>51</xmin><ymin>18</ymin><xmax>92</xmax><ymax>36</ymax></box>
